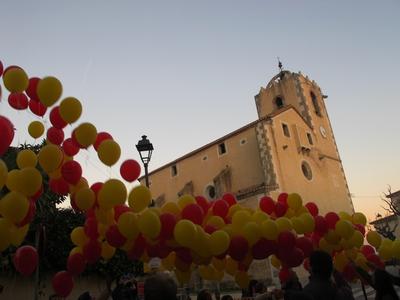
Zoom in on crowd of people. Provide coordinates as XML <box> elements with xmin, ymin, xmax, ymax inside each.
<box><xmin>77</xmin><ymin>250</ymin><xmax>399</xmax><ymax>300</ymax></box>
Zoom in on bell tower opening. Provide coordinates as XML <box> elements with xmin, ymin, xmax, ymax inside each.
<box><xmin>275</xmin><ymin>96</ymin><xmax>284</xmax><ymax>109</ymax></box>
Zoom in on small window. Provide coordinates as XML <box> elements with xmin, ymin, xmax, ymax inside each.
<box><xmin>282</xmin><ymin>123</ymin><xmax>290</xmax><ymax>137</ymax></box>
<box><xmin>205</xmin><ymin>185</ymin><xmax>217</xmax><ymax>200</ymax></box>
<box><xmin>171</xmin><ymin>164</ymin><xmax>177</xmax><ymax>177</ymax></box>
<box><xmin>310</xmin><ymin>92</ymin><xmax>322</xmax><ymax>117</ymax></box>
<box><xmin>202</xmin><ymin>155</ymin><xmax>208</xmax><ymax>161</ymax></box>
<box><xmin>307</xmin><ymin>133</ymin><xmax>313</xmax><ymax>145</ymax></box>
<box><xmin>275</xmin><ymin>96</ymin><xmax>284</xmax><ymax>109</ymax></box>
<box><xmin>240</xmin><ymin>138</ymin><xmax>247</xmax><ymax>145</ymax></box>
<box><xmin>218</xmin><ymin>142</ymin><xmax>227</xmax><ymax>155</ymax></box>
<box><xmin>301</xmin><ymin>161</ymin><xmax>313</xmax><ymax>180</ymax></box>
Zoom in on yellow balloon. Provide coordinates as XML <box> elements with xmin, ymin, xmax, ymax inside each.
<box><xmin>0</xmin><ymin>218</ymin><xmax>12</xmax><ymax>251</ymax></box>
<box><xmin>28</xmin><ymin>121</ymin><xmax>45</xmax><ymax>139</ymax></box>
<box><xmin>98</xmin><ymin>179</ymin><xmax>127</xmax><ymax>209</ymax></box>
<box><xmin>379</xmin><ymin>245</ymin><xmax>392</xmax><ymax>261</ymax></box>
<box><xmin>338</xmin><ymin>211</ymin><xmax>352</xmax><ymax>222</ymax></box>
<box><xmin>70</xmin><ymin>246</ymin><xmax>83</xmax><ymax>256</ymax></box>
<box><xmin>162</xmin><ymin>252</ymin><xmax>176</xmax><ymax>271</ymax></box>
<box><xmin>174</xmin><ymin>219</ymin><xmax>197</xmax><ymax>247</ymax></box>
<box><xmin>117</xmin><ymin>212</ymin><xmax>140</xmax><ymax>240</ymax></box>
<box><xmin>355</xmin><ymin>253</ymin><xmax>369</xmax><ymax>271</ymax></box>
<box><xmin>17</xmin><ymin>149</ymin><xmax>37</xmax><ymax>169</ymax></box>
<box><xmin>75</xmin><ymin>187</ymin><xmax>95</xmax><ymax>211</ymax></box>
<box><xmin>391</xmin><ymin>240</ymin><xmax>400</xmax><ymax>259</ymax></box>
<box><xmin>0</xmin><ymin>191</ymin><xmax>29</xmax><ymax>223</ymax></box>
<box><xmin>270</xmin><ymin>255</ymin><xmax>281</xmax><ymax>269</ymax></box>
<box><xmin>101</xmin><ymin>241</ymin><xmax>116</xmax><ymax>260</ymax></box>
<box><xmin>209</xmin><ymin>230</ymin><xmax>230</xmax><ymax>255</ymax></box>
<box><xmin>350</xmin><ymin>230</ymin><xmax>364</xmax><ymax>248</ymax></box>
<box><xmin>276</xmin><ymin>217</ymin><xmax>292</xmax><ymax>232</ymax></box>
<box><xmin>38</xmin><ymin>144</ymin><xmax>63</xmax><ymax>173</ymax></box>
<box><xmin>319</xmin><ymin>238</ymin><xmax>333</xmax><ymax>254</ymax></box>
<box><xmin>225</xmin><ymin>256</ymin><xmax>238</xmax><ymax>275</ymax></box>
<box><xmin>97</xmin><ymin>139</ymin><xmax>121</xmax><ymax>166</ymax></box>
<box><xmin>177</xmin><ymin>194</ymin><xmax>196</xmax><ymax>209</ymax></box>
<box><xmin>352</xmin><ymin>212</ymin><xmax>367</xmax><ymax>226</ymax></box>
<box><xmin>37</xmin><ymin>76</ymin><xmax>63</xmax><ymax>107</ymax></box>
<box><xmin>18</xmin><ymin>167</ymin><xmax>42</xmax><ymax>196</ymax></box>
<box><xmin>334</xmin><ymin>251</ymin><xmax>348</xmax><ymax>272</ymax></box>
<box><xmin>232</xmin><ymin>210</ymin><xmax>252</xmax><ymax>230</ymax></box>
<box><xmin>241</xmin><ymin>222</ymin><xmax>261</xmax><ymax>245</ymax></box>
<box><xmin>207</xmin><ymin>216</ymin><xmax>225</xmax><ymax>229</ymax></box>
<box><xmin>223</xmin><ymin>224</ymin><xmax>235</xmax><ymax>237</ymax></box>
<box><xmin>291</xmin><ymin>217</ymin><xmax>305</xmax><ymax>234</ymax></box>
<box><xmin>69</xmin><ymin>177</ymin><xmax>89</xmax><ymax>195</ymax></box>
<box><xmin>10</xmin><ymin>223</ymin><xmax>29</xmax><ymax>247</ymax></box>
<box><xmin>300</xmin><ymin>213</ymin><xmax>315</xmax><ymax>233</ymax></box>
<box><xmin>3</xmin><ymin>67</ymin><xmax>29</xmax><ymax>92</ymax></box>
<box><xmin>366</xmin><ymin>231</ymin><xmax>382</xmax><ymax>248</ymax></box>
<box><xmin>287</xmin><ymin>193</ymin><xmax>302</xmax><ymax>210</ymax></box>
<box><xmin>128</xmin><ymin>185</ymin><xmax>152</xmax><ymax>212</ymax></box>
<box><xmin>228</xmin><ymin>203</ymin><xmax>243</xmax><ymax>218</ymax></box>
<box><xmin>75</xmin><ymin>122</ymin><xmax>97</xmax><ymax>148</ymax></box>
<box><xmin>261</xmin><ymin>219</ymin><xmax>279</xmax><ymax>240</ymax></box>
<box><xmin>161</xmin><ymin>201</ymin><xmax>180</xmax><ymax>215</ymax></box>
<box><xmin>70</xmin><ymin>227</ymin><xmax>89</xmax><ymax>247</ymax></box>
<box><xmin>235</xmin><ymin>271</ymin><xmax>250</xmax><ymax>289</ymax></box>
<box><xmin>175</xmin><ymin>269</ymin><xmax>191</xmax><ymax>285</ymax></box>
<box><xmin>0</xmin><ymin>159</ymin><xmax>8</xmax><ymax>190</ymax></box>
<box><xmin>251</xmin><ymin>211</ymin><xmax>269</xmax><ymax>224</ymax></box>
<box><xmin>6</xmin><ymin>169</ymin><xmax>20</xmax><ymax>192</ymax></box>
<box><xmin>59</xmin><ymin>97</ymin><xmax>82</xmax><ymax>124</ymax></box>
<box><xmin>138</xmin><ymin>210</ymin><xmax>161</xmax><ymax>239</ymax></box>
<box><xmin>96</xmin><ymin>208</ymin><xmax>114</xmax><ymax>225</ymax></box>
<box><xmin>325</xmin><ymin>230</ymin><xmax>341</xmax><ymax>245</ymax></box>
<box><xmin>212</xmin><ymin>257</ymin><xmax>226</xmax><ymax>271</ymax></box>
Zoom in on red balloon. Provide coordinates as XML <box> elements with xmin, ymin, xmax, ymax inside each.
<box><xmin>310</xmin><ymin>233</ymin><xmax>322</xmax><ymax>248</ymax></box>
<box><xmin>70</xmin><ymin>196</ymin><xmax>80</xmax><ymax>212</ymax></box>
<box><xmin>366</xmin><ymin>254</ymin><xmax>384</xmax><ymax>269</ymax></box>
<box><xmin>259</xmin><ymin>196</ymin><xmax>275</xmax><ymax>215</ymax></box>
<box><xmin>342</xmin><ymin>264</ymin><xmax>357</xmax><ymax>281</ymax></box>
<box><xmin>182</xmin><ymin>203</ymin><xmax>204</xmax><ymax>225</ymax></box>
<box><xmin>279</xmin><ymin>267</ymin><xmax>291</xmax><ymax>283</ymax></box>
<box><xmin>228</xmin><ymin>236</ymin><xmax>249</xmax><ymax>261</ymax></box>
<box><xmin>47</xmin><ymin>127</ymin><xmax>64</xmax><ymax>145</ymax></box>
<box><xmin>106</xmin><ymin>225</ymin><xmax>127</xmax><ymax>248</ymax></box>
<box><xmin>113</xmin><ymin>205</ymin><xmax>131</xmax><ymax>221</ymax></box>
<box><xmin>0</xmin><ymin>116</ymin><xmax>15</xmax><ymax>156</ymax></box>
<box><xmin>8</xmin><ymin>93</ymin><xmax>29</xmax><ymax>110</ymax></box>
<box><xmin>67</xmin><ymin>253</ymin><xmax>86</xmax><ymax>276</ymax></box>
<box><xmin>94</xmin><ymin>132</ymin><xmax>113</xmax><ymax>151</ymax></box>
<box><xmin>120</xmin><ymin>159</ymin><xmax>141</xmax><ymax>182</ymax></box>
<box><xmin>49</xmin><ymin>106</ymin><xmax>67</xmax><ymax>129</ymax></box>
<box><xmin>18</xmin><ymin>201</ymin><xmax>36</xmax><ymax>227</ymax></box>
<box><xmin>278</xmin><ymin>231</ymin><xmax>296</xmax><ymax>249</ymax></box>
<box><xmin>127</xmin><ymin>235</ymin><xmax>146</xmax><ymax>260</ymax></box>
<box><xmin>14</xmin><ymin>245</ymin><xmax>38</xmax><ymax>276</ymax></box>
<box><xmin>314</xmin><ymin>216</ymin><xmax>328</xmax><ymax>235</ymax></box>
<box><xmin>90</xmin><ymin>182</ymin><xmax>103</xmax><ymax>196</ymax></box>
<box><xmin>52</xmin><ymin>271</ymin><xmax>74</xmax><ymax>297</ymax></box>
<box><xmin>62</xmin><ymin>138</ymin><xmax>79</xmax><ymax>157</ymax></box>
<box><xmin>222</xmin><ymin>193</ymin><xmax>237</xmax><ymax>207</ymax></box>
<box><xmin>30</xmin><ymin>185</ymin><xmax>43</xmax><ymax>203</ymax></box>
<box><xmin>305</xmin><ymin>202</ymin><xmax>319</xmax><ymax>216</ymax></box>
<box><xmin>159</xmin><ymin>213</ymin><xmax>177</xmax><ymax>240</ymax></box>
<box><xmin>0</xmin><ymin>60</ymin><xmax>3</xmax><ymax>76</ymax></box>
<box><xmin>84</xmin><ymin>217</ymin><xmax>99</xmax><ymax>240</ymax></box>
<box><xmin>252</xmin><ymin>238</ymin><xmax>277</xmax><ymax>260</ymax></box>
<box><xmin>303</xmin><ymin>258</ymin><xmax>310</xmax><ymax>272</ymax></box>
<box><xmin>28</xmin><ymin>99</ymin><xmax>47</xmax><ymax>117</ymax></box>
<box><xmin>295</xmin><ymin>237</ymin><xmax>313</xmax><ymax>258</ymax></box>
<box><xmin>146</xmin><ymin>243</ymin><xmax>161</xmax><ymax>258</ymax></box>
<box><xmin>195</xmin><ymin>196</ymin><xmax>210</xmax><ymax>213</ymax></box>
<box><xmin>275</xmin><ymin>201</ymin><xmax>288</xmax><ymax>217</ymax></box>
<box><xmin>286</xmin><ymin>248</ymin><xmax>304</xmax><ymax>268</ymax></box>
<box><xmin>49</xmin><ymin>177</ymin><xmax>69</xmax><ymax>195</ymax></box>
<box><xmin>361</xmin><ymin>245</ymin><xmax>375</xmax><ymax>257</ymax></box>
<box><xmin>354</xmin><ymin>224</ymin><xmax>366</xmax><ymax>236</ymax></box>
<box><xmin>325</xmin><ymin>212</ymin><xmax>340</xmax><ymax>229</ymax></box>
<box><xmin>61</xmin><ymin>160</ymin><xmax>82</xmax><ymax>185</ymax></box>
<box><xmin>83</xmin><ymin>239</ymin><xmax>101</xmax><ymax>264</ymax></box>
<box><xmin>26</xmin><ymin>77</ymin><xmax>40</xmax><ymax>101</ymax></box>
<box><xmin>277</xmin><ymin>193</ymin><xmax>288</xmax><ymax>203</ymax></box>
<box><xmin>176</xmin><ymin>248</ymin><xmax>193</xmax><ymax>264</ymax></box>
<box><xmin>204</xmin><ymin>224</ymin><xmax>217</xmax><ymax>234</ymax></box>
<box><xmin>212</xmin><ymin>199</ymin><xmax>229</xmax><ymax>218</ymax></box>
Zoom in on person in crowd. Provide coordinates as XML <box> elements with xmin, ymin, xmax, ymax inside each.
<box><xmin>112</xmin><ymin>275</ymin><xmax>137</xmax><ymax>300</ymax></box>
<box><xmin>144</xmin><ymin>273</ymin><xmax>177</xmax><ymax>300</ymax></box>
<box><xmin>373</xmin><ymin>269</ymin><xmax>399</xmax><ymax>300</ymax></box>
<box><xmin>332</xmin><ymin>270</ymin><xmax>354</xmax><ymax>300</ymax></box>
<box><xmin>303</xmin><ymin>250</ymin><xmax>337</xmax><ymax>300</ymax></box>
<box><xmin>197</xmin><ymin>289</ymin><xmax>212</xmax><ymax>300</ymax></box>
<box><xmin>221</xmin><ymin>295</ymin><xmax>233</xmax><ymax>300</ymax></box>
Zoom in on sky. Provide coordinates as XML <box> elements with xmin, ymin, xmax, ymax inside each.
<box><xmin>0</xmin><ymin>0</ymin><xmax>399</xmax><ymax>220</ymax></box>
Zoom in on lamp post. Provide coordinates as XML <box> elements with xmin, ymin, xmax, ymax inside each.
<box><xmin>136</xmin><ymin>135</ymin><xmax>154</xmax><ymax>188</ymax></box>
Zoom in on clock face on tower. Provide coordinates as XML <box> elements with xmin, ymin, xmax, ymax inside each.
<box><xmin>320</xmin><ymin>126</ymin><xmax>327</xmax><ymax>138</ymax></box>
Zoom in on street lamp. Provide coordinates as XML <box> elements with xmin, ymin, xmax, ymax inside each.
<box><xmin>136</xmin><ymin>135</ymin><xmax>154</xmax><ymax>188</ymax></box>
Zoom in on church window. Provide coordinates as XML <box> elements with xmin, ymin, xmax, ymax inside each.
<box><xmin>218</xmin><ymin>142</ymin><xmax>227</xmax><ymax>155</ymax></box>
<box><xmin>301</xmin><ymin>161</ymin><xmax>313</xmax><ymax>180</ymax></box>
<box><xmin>205</xmin><ymin>184</ymin><xmax>217</xmax><ymax>200</ymax></box>
<box><xmin>307</xmin><ymin>132</ymin><xmax>313</xmax><ymax>145</ymax></box>
<box><xmin>171</xmin><ymin>164</ymin><xmax>177</xmax><ymax>177</ymax></box>
<box><xmin>240</xmin><ymin>138</ymin><xmax>247</xmax><ymax>145</ymax></box>
<box><xmin>282</xmin><ymin>123</ymin><xmax>290</xmax><ymax>137</ymax></box>
<box><xmin>202</xmin><ymin>155</ymin><xmax>208</xmax><ymax>161</ymax></box>
<box><xmin>275</xmin><ymin>96</ymin><xmax>284</xmax><ymax>109</ymax></box>
<box><xmin>310</xmin><ymin>92</ymin><xmax>322</xmax><ymax>117</ymax></box>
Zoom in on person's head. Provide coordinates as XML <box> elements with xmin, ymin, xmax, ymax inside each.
<box><xmin>221</xmin><ymin>295</ymin><xmax>233</xmax><ymax>300</ymax></box>
<box><xmin>144</xmin><ymin>273</ymin><xmax>177</xmax><ymax>300</ymax></box>
<box><xmin>309</xmin><ymin>250</ymin><xmax>333</xmax><ymax>280</ymax></box>
<box><xmin>197</xmin><ymin>289</ymin><xmax>212</xmax><ymax>300</ymax></box>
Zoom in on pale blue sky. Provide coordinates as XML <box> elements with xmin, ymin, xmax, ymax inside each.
<box><xmin>1</xmin><ymin>0</ymin><xmax>399</xmax><ymax>219</ymax></box>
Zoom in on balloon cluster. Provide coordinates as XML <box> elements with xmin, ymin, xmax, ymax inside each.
<box><xmin>1</xmin><ymin>60</ymin><xmax>400</xmax><ymax>297</ymax></box>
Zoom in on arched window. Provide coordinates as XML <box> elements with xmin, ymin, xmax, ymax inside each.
<box><xmin>301</xmin><ymin>161</ymin><xmax>313</xmax><ymax>181</ymax></box>
<box><xmin>275</xmin><ymin>96</ymin><xmax>284</xmax><ymax>109</ymax></box>
<box><xmin>310</xmin><ymin>92</ymin><xmax>322</xmax><ymax>116</ymax></box>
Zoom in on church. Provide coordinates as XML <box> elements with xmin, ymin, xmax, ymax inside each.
<box><xmin>142</xmin><ymin>68</ymin><xmax>354</xmax><ymax>216</ymax></box>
